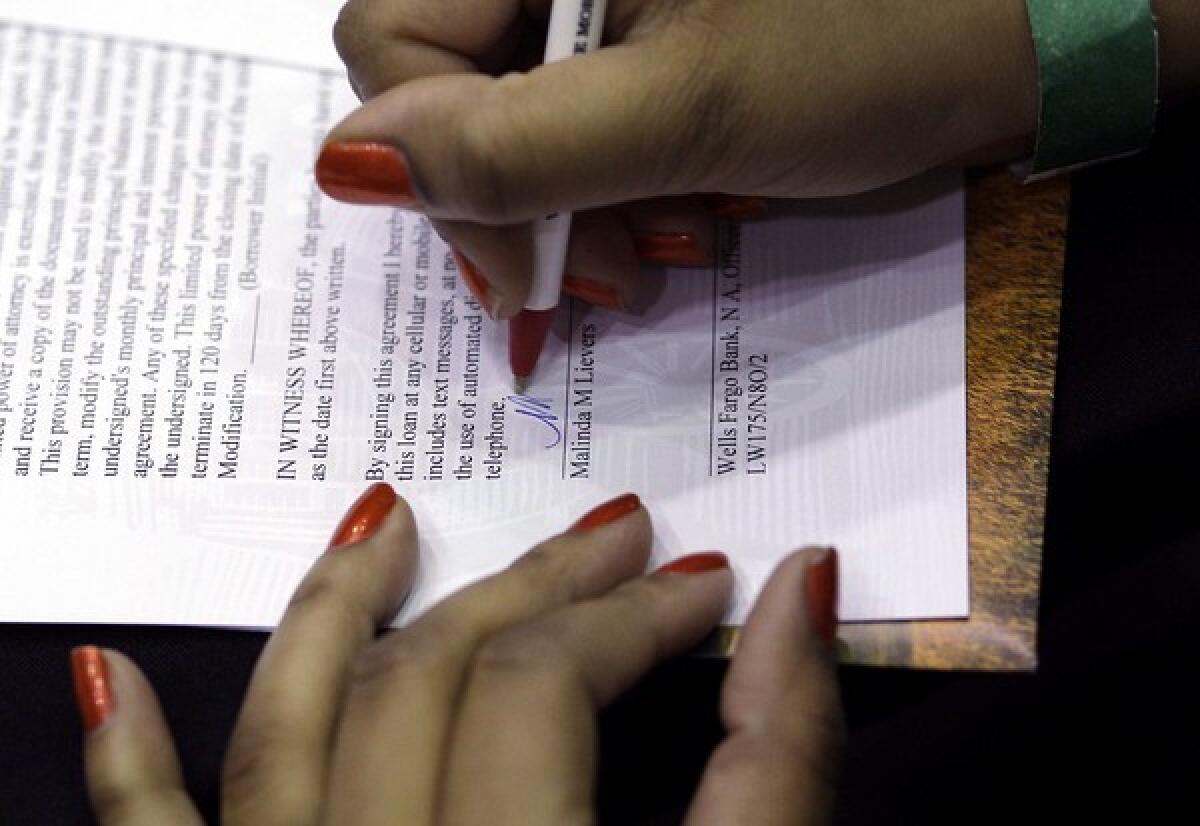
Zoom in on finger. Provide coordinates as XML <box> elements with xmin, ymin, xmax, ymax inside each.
<box><xmin>331</xmin><ymin>0</ymin><xmax>663</xmax><ymax>97</ymax></box>
<box><xmin>684</xmin><ymin>548</ymin><xmax>844</xmax><ymax>826</ymax></box>
<box><xmin>332</xmin><ymin>0</ymin><xmax>524</xmax><ymax>97</ymax></box>
<box><xmin>316</xmin><ymin>33</ymin><xmax>733</xmax><ymax>224</ymax></box>
<box><xmin>322</xmin><ymin>493</ymin><xmax>649</xmax><ymax>826</ymax></box>
<box><xmin>72</xmin><ymin>647</ymin><xmax>203</xmax><ymax>826</ymax></box>
<box><xmin>440</xmin><ymin>552</ymin><xmax>733</xmax><ymax>826</ymax></box>
<box><xmin>443</xmin><ymin>197</ymin><xmax>727</xmax><ymax>320</ymax></box>
<box><xmin>622</xmin><ymin>194</ymin><xmax>772</xmax><ymax>266</ymax></box>
<box><xmin>701</xmin><ymin>194</ymin><xmax>770</xmax><ymax>221</ymax></box>
<box><xmin>557</xmin><ymin>196</ymin><xmax>774</xmax><ymax>309</ymax></box>
<box><xmin>561</xmin><ymin>208</ymin><xmax>642</xmax><ymax>311</ymax></box>
<box><xmin>437</xmin><ymin>220</ymin><xmax>531</xmax><ymax>319</ymax></box>
<box><xmin>222</xmin><ymin>484</ymin><xmax>418</xmax><ymax>826</ymax></box>
<box><xmin>623</xmin><ymin>196</ymin><xmax>717</xmax><ymax>268</ymax></box>
<box><xmin>555</xmin><ymin>196</ymin><xmax>765</xmax><ymax>311</ymax></box>
<box><xmin>444</xmin><ymin>210</ymin><xmax>640</xmax><ymax>317</ymax></box>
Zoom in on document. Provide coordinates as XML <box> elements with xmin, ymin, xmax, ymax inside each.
<box><xmin>0</xmin><ymin>3</ymin><xmax>968</xmax><ymax>627</ymax></box>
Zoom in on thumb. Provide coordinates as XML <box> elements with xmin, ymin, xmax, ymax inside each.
<box><xmin>683</xmin><ymin>548</ymin><xmax>844</xmax><ymax>826</ymax></box>
<box><xmin>71</xmin><ymin>647</ymin><xmax>203</xmax><ymax>826</ymax></box>
<box><xmin>317</xmin><ymin>41</ymin><xmax>726</xmax><ymax>224</ymax></box>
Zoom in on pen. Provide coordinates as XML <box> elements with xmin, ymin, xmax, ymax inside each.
<box><xmin>509</xmin><ymin>0</ymin><xmax>609</xmax><ymax>393</ymax></box>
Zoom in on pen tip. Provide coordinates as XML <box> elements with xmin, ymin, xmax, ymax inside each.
<box><xmin>513</xmin><ymin>375</ymin><xmax>530</xmax><ymax>394</ymax></box>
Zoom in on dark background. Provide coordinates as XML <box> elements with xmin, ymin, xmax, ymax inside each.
<box><xmin>3</xmin><ymin>106</ymin><xmax>1197</xmax><ymax>825</ymax></box>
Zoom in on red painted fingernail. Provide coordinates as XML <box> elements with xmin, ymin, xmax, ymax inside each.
<box><xmin>805</xmin><ymin>548</ymin><xmax>839</xmax><ymax>644</ymax></box>
<box><xmin>655</xmin><ymin>551</ymin><xmax>730</xmax><ymax>575</ymax></box>
<box><xmin>705</xmin><ymin>195</ymin><xmax>768</xmax><ymax>220</ymax></box>
<box><xmin>70</xmin><ymin>646</ymin><xmax>114</xmax><ymax>733</ymax></box>
<box><xmin>562</xmin><ymin>274</ymin><xmax>624</xmax><ymax>310</ymax></box>
<box><xmin>316</xmin><ymin>141</ymin><xmax>419</xmax><ymax>207</ymax></box>
<box><xmin>634</xmin><ymin>233</ymin><xmax>708</xmax><ymax>266</ymax></box>
<box><xmin>569</xmin><ymin>493</ymin><xmax>641</xmax><ymax>532</ymax></box>
<box><xmin>329</xmin><ymin>483</ymin><xmax>396</xmax><ymax>550</ymax></box>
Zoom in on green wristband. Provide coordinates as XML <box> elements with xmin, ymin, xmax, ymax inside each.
<box><xmin>1024</xmin><ymin>0</ymin><xmax>1159</xmax><ymax>177</ymax></box>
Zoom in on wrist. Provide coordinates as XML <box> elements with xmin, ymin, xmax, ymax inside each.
<box><xmin>941</xmin><ymin>1</ymin><xmax>1040</xmax><ymax>166</ymax></box>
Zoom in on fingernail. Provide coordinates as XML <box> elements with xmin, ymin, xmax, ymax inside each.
<box><xmin>804</xmin><ymin>547</ymin><xmax>839</xmax><ymax>644</ymax></box>
<box><xmin>562</xmin><ymin>274</ymin><xmax>624</xmax><ymax>310</ymax></box>
<box><xmin>705</xmin><ymin>195</ymin><xmax>768</xmax><ymax>220</ymax></box>
<box><xmin>315</xmin><ymin>141</ymin><xmax>419</xmax><ymax>207</ymax></box>
<box><xmin>655</xmin><ymin>551</ymin><xmax>730</xmax><ymax>575</ymax></box>
<box><xmin>634</xmin><ymin>233</ymin><xmax>708</xmax><ymax>266</ymax></box>
<box><xmin>70</xmin><ymin>646</ymin><xmax>114</xmax><ymax>733</ymax></box>
<box><xmin>569</xmin><ymin>493</ymin><xmax>641</xmax><ymax>532</ymax></box>
<box><xmin>329</xmin><ymin>483</ymin><xmax>396</xmax><ymax>550</ymax></box>
<box><xmin>451</xmin><ymin>248</ymin><xmax>504</xmax><ymax>319</ymax></box>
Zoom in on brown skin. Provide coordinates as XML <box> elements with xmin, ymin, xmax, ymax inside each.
<box><xmin>77</xmin><ymin>495</ymin><xmax>842</xmax><ymax>826</ymax></box>
<box><xmin>322</xmin><ymin>0</ymin><xmax>1042</xmax><ymax>313</ymax></box>
<box><xmin>321</xmin><ymin>0</ymin><xmax>1199</xmax><ymax>316</ymax></box>
<box><xmin>77</xmin><ymin>4</ymin><xmax>1200</xmax><ymax>823</ymax></box>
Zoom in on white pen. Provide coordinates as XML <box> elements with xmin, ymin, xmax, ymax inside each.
<box><xmin>509</xmin><ymin>0</ymin><xmax>609</xmax><ymax>393</ymax></box>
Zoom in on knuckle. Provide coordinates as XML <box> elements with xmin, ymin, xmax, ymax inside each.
<box><xmin>702</xmin><ymin>731</ymin><xmax>761</xmax><ymax>780</ymax></box>
<box><xmin>283</xmin><ymin>571</ymin><xmax>374</xmax><ymax>641</ymax></box>
<box><xmin>612</xmin><ymin>573</ymin><xmax>676</xmax><ymax>616</ymax></box>
<box><xmin>662</xmin><ymin>38</ymin><xmax>744</xmax><ymax>190</ymax></box>
<box><xmin>509</xmin><ymin>542</ymin><xmax>560</xmax><ymax>583</ymax></box>
<box><xmin>450</xmin><ymin>83</ymin><xmax>533</xmax><ymax>223</ymax></box>
<box><xmin>608</xmin><ymin>576</ymin><xmax>666</xmax><ymax>618</ymax></box>
<box><xmin>222</xmin><ymin>746</ymin><xmax>313</xmax><ymax>823</ymax></box>
<box><xmin>604</xmin><ymin>579</ymin><xmax>671</xmax><ymax>650</ymax></box>
<box><xmin>332</xmin><ymin>0</ymin><xmax>373</xmax><ymax>66</ymax></box>
<box><xmin>621</xmin><ymin>572</ymin><xmax>672</xmax><ymax>601</ymax></box>
<box><xmin>347</xmin><ymin>625</ymin><xmax>450</xmax><ymax>693</ymax></box>
<box><xmin>473</xmin><ymin>626</ymin><xmax>576</xmax><ymax>686</ymax></box>
<box><xmin>220</xmin><ymin>749</ymin><xmax>262</xmax><ymax>805</ymax></box>
<box><xmin>284</xmin><ymin>572</ymin><xmax>338</xmax><ymax>614</ymax></box>
<box><xmin>221</xmin><ymin>716</ymin><xmax>289</xmax><ymax>801</ymax></box>
<box><xmin>505</xmin><ymin>539</ymin><xmax>579</xmax><ymax>600</ymax></box>
<box><xmin>87</xmin><ymin>775</ymin><xmax>142</xmax><ymax>823</ymax></box>
<box><xmin>708</xmin><ymin>725</ymin><xmax>843</xmax><ymax>799</ymax></box>
<box><xmin>724</xmin><ymin>675</ymin><xmax>846</xmax><ymax>760</ymax></box>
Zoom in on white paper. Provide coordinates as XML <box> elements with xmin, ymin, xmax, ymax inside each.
<box><xmin>0</xmin><ymin>4</ymin><xmax>967</xmax><ymax>627</ymax></box>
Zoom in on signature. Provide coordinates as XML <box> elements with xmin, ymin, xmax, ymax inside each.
<box><xmin>508</xmin><ymin>395</ymin><xmax>561</xmax><ymax>448</ymax></box>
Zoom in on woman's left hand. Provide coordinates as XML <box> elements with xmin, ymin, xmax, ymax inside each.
<box><xmin>72</xmin><ymin>485</ymin><xmax>842</xmax><ymax>825</ymax></box>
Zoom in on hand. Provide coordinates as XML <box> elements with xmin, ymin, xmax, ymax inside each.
<box><xmin>315</xmin><ymin>0</ymin><xmax>1038</xmax><ymax>315</ymax></box>
<box><xmin>72</xmin><ymin>486</ymin><xmax>843</xmax><ymax>825</ymax></box>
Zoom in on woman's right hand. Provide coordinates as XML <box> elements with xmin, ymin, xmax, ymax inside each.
<box><xmin>317</xmin><ymin>0</ymin><xmax>1039</xmax><ymax>315</ymax></box>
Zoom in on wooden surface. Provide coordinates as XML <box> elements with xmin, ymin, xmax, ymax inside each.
<box><xmin>712</xmin><ymin>170</ymin><xmax>1069</xmax><ymax>670</ymax></box>
<box><xmin>839</xmin><ymin>171</ymin><xmax>1070</xmax><ymax>670</ymax></box>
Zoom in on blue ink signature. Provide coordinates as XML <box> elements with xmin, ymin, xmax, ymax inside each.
<box><xmin>508</xmin><ymin>395</ymin><xmax>561</xmax><ymax>448</ymax></box>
